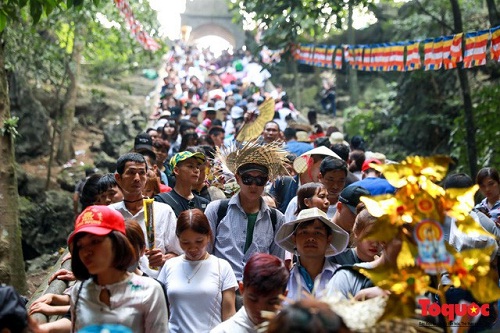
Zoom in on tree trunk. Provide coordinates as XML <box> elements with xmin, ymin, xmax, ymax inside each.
<box><xmin>347</xmin><ymin>1</ymin><xmax>359</xmax><ymax>106</ymax></box>
<box><xmin>0</xmin><ymin>34</ymin><xmax>28</xmax><ymax>293</ymax></box>
<box><xmin>450</xmin><ymin>0</ymin><xmax>477</xmax><ymax>177</ymax></box>
<box><xmin>486</xmin><ymin>0</ymin><xmax>500</xmax><ymax>26</ymax></box>
<box><xmin>56</xmin><ymin>27</ymin><xmax>84</xmax><ymax>164</ymax></box>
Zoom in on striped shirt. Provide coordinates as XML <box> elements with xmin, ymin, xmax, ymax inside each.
<box><xmin>205</xmin><ymin>195</ymin><xmax>285</xmax><ymax>281</ymax></box>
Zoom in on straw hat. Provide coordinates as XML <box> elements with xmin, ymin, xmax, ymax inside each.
<box><xmin>296</xmin><ymin>131</ymin><xmax>311</xmax><ymax>143</ymax></box>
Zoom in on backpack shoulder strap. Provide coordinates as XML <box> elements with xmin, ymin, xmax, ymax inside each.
<box><xmin>270</xmin><ymin>208</ymin><xmax>278</xmax><ymax>233</ymax></box>
<box><xmin>216</xmin><ymin>199</ymin><xmax>230</xmax><ymax>229</ymax></box>
<box><xmin>333</xmin><ymin>265</ymin><xmax>374</xmax><ymax>290</ymax></box>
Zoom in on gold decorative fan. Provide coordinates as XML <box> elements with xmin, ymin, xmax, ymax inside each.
<box><xmin>236</xmin><ymin>98</ymin><xmax>275</xmax><ymax>142</ymax></box>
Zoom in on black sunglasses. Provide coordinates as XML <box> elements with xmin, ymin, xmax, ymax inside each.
<box><xmin>241</xmin><ymin>175</ymin><xmax>268</xmax><ymax>186</ymax></box>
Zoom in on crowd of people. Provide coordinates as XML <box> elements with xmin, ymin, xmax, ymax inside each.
<box><xmin>2</xmin><ymin>41</ymin><xmax>500</xmax><ymax>333</ymax></box>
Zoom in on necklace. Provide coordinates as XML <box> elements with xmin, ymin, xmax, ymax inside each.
<box><xmin>182</xmin><ymin>253</ymin><xmax>209</xmax><ymax>283</ymax></box>
<box><xmin>123</xmin><ymin>197</ymin><xmax>144</xmax><ymax>203</ymax></box>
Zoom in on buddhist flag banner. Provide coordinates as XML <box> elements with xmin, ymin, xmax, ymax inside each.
<box><xmin>333</xmin><ymin>48</ymin><xmax>343</xmax><ymax>69</ymax></box>
<box><xmin>344</xmin><ymin>45</ymin><xmax>354</xmax><ymax>65</ymax></box>
<box><xmin>113</xmin><ymin>0</ymin><xmax>160</xmax><ymax>51</ymax></box>
<box><xmin>463</xmin><ymin>30</ymin><xmax>488</xmax><ymax>68</ymax></box>
<box><xmin>298</xmin><ymin>44</ymin><xmax>312</xmax><ymax>64</ymax></box>
<box><xmin>424</xmin><ymin>37</ymin><xmax>443</xmax><ymax>70</ymax></box>
<box><xmin>442</xmin><ymin>35</ymin><xmax>457</xmax><ymax>69</ymax></box>
<box><xmin>291</xmin><ymin>24</ymin><xmax>500</xmax><ymax>71</ymax></box>
<box><xmin>325</xmin><ymin>45</ymin><xmax>336</xmax><ymax>68</ymax></box>
<box><xmin>352</xmin><ymin>46</ymin><xmax>364</xmax><ymax>70</ymax></box>
<box><xmin>388</xmin><ymin>42</ymin><xmax>405</xmax><ymax>71</ymax></box>
<box><xmin>405</xmin><ymin>41</ymin><xmax>421</xmax><ymax>71</ymax></box>
<box><xmin>490</xmin><ymin>26</ymin><xmax>500</xmax><ymax>62</ymax></box>
<box><xmin>313</xmin><ymin>45</ymin><xmax>328</xmax><ymax>67</ymax></box>
<box><xmin>369</xmin><ymin>44</ymin><xmax>383</xmax><ymax>71</ymax></box>
<box><xmin>379</xmin><ymin>44</ymin><xmax>392</xmax><ymax>71</ymax></box>
<box><xmin>361</xmin><ymin>46</ymin><xmax>372</xmax><ymax>71</ymax></box>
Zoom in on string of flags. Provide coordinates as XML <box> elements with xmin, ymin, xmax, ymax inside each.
<box><xmin>113</xmin><ymin>0</ymin><xmax>161</xmax><ymax>52</ymax></box>
<box><xmin>289</xmin><ymin>25</ymin><xmax>500</xmax><ymax>71</ymax></box>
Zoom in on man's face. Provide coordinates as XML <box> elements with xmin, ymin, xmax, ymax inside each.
<box><xmin>115</xmin><ymin>161</ymin><xmax>147</xmax><ymax>197</ymax></box>
<box><xmin>147</xmin><ymin>130</ymin><xmax>159</xmax><ymax>142</ymax></box>
<box><xmin>262</xmin><ymin>123</ymin><xmax>280</xmax><ymax>143</ymax></box>
<box><xmin>292</xmin><ymin>219</ymin><xmax>332</xmax><ymax>259</ymax></box>
<box><xmin>236</xmin><ymin>170</ymin><xmax>268</xmax><ymax>202</ymax></box>
<box><xmin>335</xmin><ymin>202</ymin><xmax>357</xmax><ymax>233</ymax></box>
<box><xmin>174</xmin><ymin>157</ymin><xmax>202</xmax><ymax>186</ymax></box>
<box><xmin>241</xmin><ymin>284</ymin><xmax>285</xmax><ymax>325</ymax></box>
<box><xmin>318</xmin><ymin>169</ymin><xmax>346</xmax><ymax>201</ymax></box>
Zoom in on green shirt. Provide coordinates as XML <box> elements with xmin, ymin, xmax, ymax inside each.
<box><xmin>244</xmin><ymin>212</ymin><xmax>258</xmax><ymax>253</ymax></box>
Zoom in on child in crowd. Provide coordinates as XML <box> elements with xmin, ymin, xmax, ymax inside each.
<box><xmin>275</xmin><ymin>207</ymin><xmax>349</xmax><ymax>301</ymax></box>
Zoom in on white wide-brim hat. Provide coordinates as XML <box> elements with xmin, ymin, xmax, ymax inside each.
<box><xmin>293</xmin><ymin>146</ymin><xmax>341</xmax><ymax>174</ymax></box>
<box><xmin>275</xmin><ymin>207</ymin><xmax>349</xmax><ymax>257</ymax></box>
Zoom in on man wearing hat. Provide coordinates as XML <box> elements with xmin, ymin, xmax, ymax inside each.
<box><xmin>154</xmin><ymin>151</ymin><xmax>210</xmax><ymax>217</ymax></box>
<box><xmin>205</xmin><ymin>142</ymin><xmax>290</xmax><ymax>284</ymax></box>
<box><xmin>275</xmin><ymin>207</ymin><xmax>349</xmax><ymax>301</ymax></box>
<box><xmin>351</xmin><ymin>158</ymin><xmax>396</xmax><ymax>195</ymax></box>
<box><xmin>283</xmin><ymin>127</ymin><xmax>313</xmax><ymax>157</ymax></box>
<box><xmin>331</xmin><ymin>184</ymin><xmax>370</xmax><ymax>236</ymax></box>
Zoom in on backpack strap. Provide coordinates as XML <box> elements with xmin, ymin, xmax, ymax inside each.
<box><xmin>216</xmin><ymin>199</ymin><xmax>278</xmax><ymax>233</ymax></box>
<box><xmin>216</xmin><ymin>199</ymin><xmax>230</xmax><ymax>230</ymax></box>
<box><xmin>333</xmin><ymin>265</ymin><xmax>374</xmax><ymax>290</ymax></box>
<box><xmin>270</xmin><ymin>207</ymin><xmax>277</xmax><ymax>233</ymax></box>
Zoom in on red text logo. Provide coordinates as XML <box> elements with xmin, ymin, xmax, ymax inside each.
<box><xmin>419</xmin><ymin>299</ymin><xmax>490</xmax><ymax>321</ymax></box>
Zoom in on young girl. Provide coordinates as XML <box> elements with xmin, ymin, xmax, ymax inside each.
<box><xmin>68</xmin><ymin>206</ymin><xmax>168</xmax><ymax>332</ymax></box>
<box><xmin>295</xmin><ymin>182</ymin><xmax>330</xmax><ymax>215</ymax></box>
<box><xmin>158</xmin><ymin>209</ymin><xmax>237</xmax><ymax>333</ymax></box>
<box><xmin>332</xmin><ymin>206</ymin><xmax>382</xmax><ymax>265</ymax></box>
<box><xmin>475</xmin><ymin>167</ymin><xmax>500</xmax><ymax>224</ymax></box>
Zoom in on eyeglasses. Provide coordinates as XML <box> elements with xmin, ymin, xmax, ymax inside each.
<box><xmin>241</xmin><ymin>175</ymin><xmax>268</xmax><ymax>186</ymax></box>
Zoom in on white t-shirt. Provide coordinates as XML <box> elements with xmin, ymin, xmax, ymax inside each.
<box><xmin>158</xmin><ymin>254</ymin><xmax>238</xmax><ymax>333</ymax></box>
<box><xmin>110</xmin><ymin>201</ymin><xmax>182</xmax><ymax>278</ymax></box>
<box><xmin>70</xmin><ymin>274</ymin><xmax>168</xmax><ymax>333</ymax></box>
<box><xmin>210</xmin><ymin>307</ymin><xmax>256</xmax><ymax>333</ymax></box>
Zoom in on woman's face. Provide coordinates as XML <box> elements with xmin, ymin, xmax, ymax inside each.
<box><xmin>355</xmin><ymin>225</ymin><xmax>381</xmax><ymax>262</ymax></box>
<box><xmin>479</xmin><ymin>176</ymin><xmax>500</xmax><ymax>203</ymax></box>
<box><xmin>305</xmin><ymin>188</ymin><xmax>330</xmax><ymax>212</ymax></box>
<box><xmin>179</xmin><ymin>229</ymin><xmax>210</xmax><ymax>261</ymax></box>
<box><xmin>77</xmin><ymin>234</ymin><xmax>114</xmax><ymax>275</ymax></box>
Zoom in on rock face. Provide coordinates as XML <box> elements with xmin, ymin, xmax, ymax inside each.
<box><xmin>14</xmin><ymin>71</ymin><xmax>157</xmax><ymax>259</ymax></box>
<box><xmin>9</xmin><ymin>73</ymin><xmax>51</xmax><ymax>162</ymax></box>
<box><xmin>19</xmin><ymin>191</ymin><xmax>74</xmax><ymax>260</ymax></box>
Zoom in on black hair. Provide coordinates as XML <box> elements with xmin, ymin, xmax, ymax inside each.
<box><xmin>116</xmin><ymin>153</ymin><xmax>147</xmax><ymax>175</ymax></box>
<box><xmin>80</xmin><ymin>174</ymin><xmax>103</xmax><ymax>210</ymax></box>
<box><xmin>319</xmin><ymin>156</ymin><xmax>347</xmax><ymax>176</ymax></box>
<box><xmin>284</xmin><ymin>127</ymin><xmax>297</xmax><ymax>141</ymax></box>
<box><xmin>97</xmin><ymin>173</ymin><xmax>118</xmax><ymax>194</ymax></box>
<box><xmin>330</xmin><ymin>143</ymin><xmax>350</xmax><ymax>162</ymax></box>
<box><xmin>443</xmin><ymin>173</ymin><xmax>474</xmax><ymax>189</ymax></box>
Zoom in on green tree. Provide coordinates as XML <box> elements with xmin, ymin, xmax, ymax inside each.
<box><xmin>0</xmin><ymin>0</ymin><xmax>93</xmax><ymax>293</ymax></box>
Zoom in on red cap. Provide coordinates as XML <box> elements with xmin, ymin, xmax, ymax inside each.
<box><xmin>362</xmin><ymin>158</ymin><xmax>382</xmax><ymax>172</ymax></box>
<box><xmin>68</xmin><ymin>206</ymin><xmax>125</xmax><ymax>245</ymax></box>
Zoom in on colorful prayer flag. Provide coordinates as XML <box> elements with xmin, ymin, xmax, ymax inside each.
<box><xmin>389</xmin><ymin>42</ymin><xmax>405</xmax><ymax>71</ymax></box>
<box><xmin>405</xmin><ymin>41</ymin><xmax>421</xmax><ymax>71</ymax></box>
<box><xmin>490</xmin><ymin>26</ymin><xmax>500</xmax><ymax>62</ymax></box>
<box><xmin>449</xmin><ymin>33</ymin><xmax>463</xmax><ymax>64</ymax></box>
<box><xmin>333</xmin><ymin>48</ymin><xmax>343</xmax><ymax>69</ymax></box>
<box><xmin>313</xmin><ymin>45</ymin><xmax>328</xmax><ymax>67</ymax></box>
<box><xmin>463</xmin><ymin>30</ymin><xmax>488</xmax><ymax>68</ymax></box>
<box><xmin>424</xmin><ymin>37</ymin><xmax>443</xmax><ymax>70</ymax></box>
<box><xmin>325</xmin><ymin>46</ymin><xmax>336</xmax><ymax>69</ymax></box>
